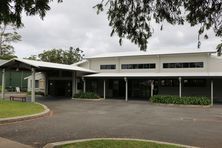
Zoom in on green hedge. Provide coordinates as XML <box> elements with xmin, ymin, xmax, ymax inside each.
<box><xmin>150</xmin><ymin>95</ymin><xmax>210</xmax><ymax>105</ymax></box>
<box><xmin>74</xmin><ymin>92</ymin><xmax>100</xmax><ymax>99</ymax></box>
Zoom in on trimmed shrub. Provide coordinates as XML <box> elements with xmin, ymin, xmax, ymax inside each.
<box><xmin>150</xmin><ymin>95</ymin><xmax>210</xmax><ymax>105</ymax></box>
<box><xmin>74</xmin><ymin>92</ymin><xmax>100</xmax><ymax>99</ymax></box>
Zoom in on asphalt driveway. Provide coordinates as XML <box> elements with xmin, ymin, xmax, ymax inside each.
<box><xmin>0</xmin><ymin>98</ymin><xmax>222</xmax><ymax>148</ymax></box>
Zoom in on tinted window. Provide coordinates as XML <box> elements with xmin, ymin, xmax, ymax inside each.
<box><xmin>183</xmin><ymin>79</ymin><xmax>206</xmax><ymax>87</ymax></box>
<box><xmin>161</xmin><ymin>79</ymin><xmax>179</xmax><ymax>87</ymax></box>
<box><xmin>100</xmin><ymin>65</ymin><xmax>116</xmax><ymax>70</ymax></box>
<box><xmin>163</xmin><ymin>62</ymin><xmax>204</xmax><ymax>68</ymax></box>
<box><xmin>35</xmin><ymin>80</ymin><xmax>39</xmax><ymax>88</ymax></box>
<box><xmin>121</xmin><ymin>63</ymin><xmax>156</xmax><ymax>69</ymax></box>
<box><xmin>150</xmin><ymin>64</ymin><xmax>156</xmax><ymax>69</ymax></box>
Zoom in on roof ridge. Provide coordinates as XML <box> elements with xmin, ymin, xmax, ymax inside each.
<box><xmin>86</xmin><ymin>49</ymin><xmax>217</xmax><ymax>59</ymax></box>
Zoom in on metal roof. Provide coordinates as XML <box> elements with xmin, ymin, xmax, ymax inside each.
<box><xmin>72</xmin><ymin>59</ymin><xmax>88</xmax><ymax>66</ymax></box>
<box><xmin>0</xmin><ymin>59</ymin><xmax>8</xmax><ymax>66</ymax></box>
<box><xmin>24</xmin><ymin>72</ymin><xmax>42</xmax><ymax>79</ymax></box>
<box><xmin>84</xmin><ymin>72</ymin><xmax>222</xmax><ymax>78</ymax></box>
<box><xmin>86</xmin><ymin>49</ymin><xmax>217</xmax><ymax>59</ymax></box>
<box><xmin>0</xmin><ymin>58</ymin><xmax>96</xmax><ymax>73</ymax></box>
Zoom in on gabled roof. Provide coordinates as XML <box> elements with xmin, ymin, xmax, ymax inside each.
<box><xmin>86</xmin><ymin>49</ymin><xmax>217</xmax><ymax>59</ymax></box>
<box><xmin>24</xmin><ymin>72</ymin><xmax>43</xmax><ymax>80</ymax></box>
<box><xmin>72</xmin><ymin>59</ymin><xmax>88</xmax><ymax>66</ymax></box>
<box><xmin>0</xmin><ymin>58</ymin><xmax>96</xmax><ymax>73</ymax></box>
<box><xmin>0</xmin><ymin>59</ymin><xmax>8</xmax><ymax>66</ymax></box>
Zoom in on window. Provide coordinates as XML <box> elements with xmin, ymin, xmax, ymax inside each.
<box><xmin>194</xmin><ymin>62</ymin><xmax>204</xmax><ymax>68</ymax></box>
<box><xmin>183</xmin><ymin>79</ymin><xmax>206</xmax><ymax>87</ymax></box>
<box><xmin>121</xmin><ymin>63</ymin><xmax>156</xmax><ymax>69</ymax></box>
<box><xmin>35</xmin><ymin>80</ymin><xmax>39</xmax><ymax>88</ymax></box>
<box><xmin>100</xmin><ymin>64</ymin><xmax>116</xmax><ymax>70</ymax></box>
<box><xmin>30</xmin><ymin>80</ymin><xmax>39</xmax><ymax>88</ymax></box>
<box><xmin>163</xmin><ymin>62</ymin><xmax>204</xmax><ymax>69</ymax></box>
<box><xmin>161</xmin><ymin>80</ymin><xmax>179</xmax><ymax>87</ymax></box>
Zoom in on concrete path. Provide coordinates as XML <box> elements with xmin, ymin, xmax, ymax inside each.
<box><xmin>0</xmin><ymin>97</ymin><xmax>222</xmax><ymax>148</ymax></box>
<box><xmin>0</xmin><ymin>137</ymin><xmax>32</xmax><ymax>148</ymax></box>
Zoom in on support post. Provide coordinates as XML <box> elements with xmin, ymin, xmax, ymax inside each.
<box><xmin>211</xmin><ymin>79</ymin><xmax>214</xmax><ymax>106</ymax></box>
<box><xmin>150</xmin><ymin>80</ymin><xmax>154</xmax><ymax>97</ymax></box>
<box><xmin>82</xmin><ymin>77</ymin><xmax>86</xmax><ymax>93</ymax></box>
<box><xmin>21</xmin><ymin>71</ymin><xmax>23</xmax><ymax>88</ymax></box>
<box><xmin>179</xmin><ymin>77</ymin><xmax>182</xmax><ymax>98</ymax></box>
<box><xmin>72</xmin><ymin>71</ymin><xmax>76</xmax><ymax>97</ymax></box>
<box><xmin>1</xmin><ymin>69</ymin><xmax>5</xmax><ymax>99</ymax></box>
<box><xmin>103</xmin><ymin>79</ymin><xmax>106</xmax><ymax>99</ymax></box>
<box><xmin>45</xmin><ymin>73</ymin><xmax>48</xmax><ymax>96</ymax></box>
<box><xmin>31</xmin><ymin>68</ymin><xmax>35</xmax><ymax>102</ymax></box>
<box><xmin>124</xmin><ymin>77</ymin><xmax>128</xmax><ymax>101</ymax></box>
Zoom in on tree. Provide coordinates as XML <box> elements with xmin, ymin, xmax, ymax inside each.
<box><xmin>62</xmin><ymin>47</ymin><xmax>85</xmax><ymax>64</ymax></box>
<box><xmin>39</xmin><ymin>48</ymin><xmax>64</xmax><ymax>63</ymax></box>
<box><xmin>217</xmin><ymin>42</ymin><xmax>222</xmax><ymax>56</ymax></box>
<box><xmin>94</xmin><ymin>0</ymin><xmax>222</xmax><ymax>51</ymax></box>
<box><xmin>24</xmin><ymin>55</ymin><xmax>39</xmax><ymax>61</ymax></box>
<box><xmin>26</xmin><ymin>47</ymin><xmax>84</xmax><ymax>64</ymax></box>
<box><xmin>0</xmin><ymin>23</ymin><xmax>21</xmax><ymax>60</ymax></box>
<box><xmin>0</xmin><ymin>0</ymin><xmax>63</xmax><ymax>27</ymax></box>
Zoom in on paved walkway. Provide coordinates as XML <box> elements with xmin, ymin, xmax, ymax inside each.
<box><xmin>0</xmin><ymin>137</ymin><xmax>31</xmax><ymax>148</ymax></box>
<box><xmin>0</xmin><ymin>98</ymin><xmax>222</xmax><ymax>148</ymax></box>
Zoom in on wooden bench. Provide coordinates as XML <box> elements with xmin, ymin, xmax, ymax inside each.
<box><xmin>10</xmin><ymin>96</ymin><xmax>27</xmax><ymax>102</ymax></box>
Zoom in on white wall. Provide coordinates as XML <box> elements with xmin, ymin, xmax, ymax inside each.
<box><xmin>83</xmin><ymin>53</ymin><xmax>211</xmax><ymax>73</ymax></box>
<box><xmin>208</xmin><ymin>55</ymin><xmax>222</xmax><ymax>72</ymax></box>
<box><xmin>120</xmin><ymin>56</ymin><xmax>158</xmax><ymax>73</ymax></box>
<box><xmin>89</xmin><ymin>57</ymin><xmax>119</xmax><ymax>73</ymax></box>
<box><xmin>78</xmin><ymin>61</ymin><xmax>89</xmax><ymax>69</ymax></box>
<box><xmin>27</xmin><ymin>73</ymin><xmax>46</xmax><ymax>93</ymax></box>
<box><xmin>159</xmin><ymin>54</ymin><xmax>208</xmax><ymax>73</ymax></box>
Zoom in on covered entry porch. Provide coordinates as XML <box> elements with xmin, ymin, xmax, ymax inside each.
<box><xmin>84</xmin><ymin>73</ymin><xmax>222</xmax><ymax>105</ymax></box>
<box><xmin>0</xmin><ymin>58</ymin><xmax>95</xmax><ymax>102</ymax></box>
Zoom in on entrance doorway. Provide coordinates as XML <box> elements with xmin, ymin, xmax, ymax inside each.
<box><xmin>106</xmin><ymin>79</ymin><xmax>125</xmax><ymax>99</ymax></box>
<box><xmin>48</xmin><ymin>80</ymin><xmax>72</xmax><ymax>97</ymax></box>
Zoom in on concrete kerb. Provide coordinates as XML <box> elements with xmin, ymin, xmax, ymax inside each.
<box><xmin>0</xmin><ymin>102</ymin><xmax>50</xmax><ymax>125</ymax></box>
<box><xmin>0</xmin><ymin>137</ymin><xmax>32</xmax><ymax>148</ymax></box>
<box><xmin>72</xmin><ymin>98</ymin><xmax>105</xmax><ymax>101</ymax></box>
<box><xmin>43</xmin><ymin>138</ymin><xmax>199</xmax><ymax>148</ymax></box>
<box><xmin>73</xmin><ymin>98</ymin><xmax>212</xmax><ymax>108</ymax></box>
<box><xmin>150</xmin><ymin>102</ymin><xmax>212</xmax><ymax>108</ymax></box>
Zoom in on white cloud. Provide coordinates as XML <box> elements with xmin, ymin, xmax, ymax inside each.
<box><xmin>12</xmin><ymin>0</ymin><xmax>221</xmax><ymax>58</ymax></box>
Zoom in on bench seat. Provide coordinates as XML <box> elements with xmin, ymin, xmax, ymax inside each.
<box><xmin>10</xmin><ymin>96</ymin><xmax>27</xmax><ymax>102</ymax></box>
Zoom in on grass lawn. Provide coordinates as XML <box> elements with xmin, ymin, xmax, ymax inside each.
<box><xmin>0</xmin><ymin>100</ymin><xmax>45</xmax><ymax>118</ymax></box>
<box><xmin>58</xmin><ymin>140</ymin><xmax>183</xmax><ymax>148</ymax></box>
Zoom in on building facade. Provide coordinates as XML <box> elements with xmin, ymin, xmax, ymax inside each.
<box><xmin>75</xmin><ymin>49</ymin><xmax>222</xmax><ymax>103</ymax></box>
<box><xmin>2</xmin><ymin>49</ymin><xmax>221</xmax><ymax>104</ymax></box>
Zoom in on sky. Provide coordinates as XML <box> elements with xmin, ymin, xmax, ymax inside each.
<box><xmin>13</xmin><ymin>0</ymin><xmax>221</xmax><ymax>58</ymax></box>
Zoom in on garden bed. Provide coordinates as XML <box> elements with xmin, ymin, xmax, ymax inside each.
<box><xmin>73</xmin><ymin>92</ymin><xmax>100</xmax><ymax>99</ymax></box>
<box><xmin>150</xmin><ymin>95</ymin><xmax>210</xmax><ymax>105</ymax></box>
